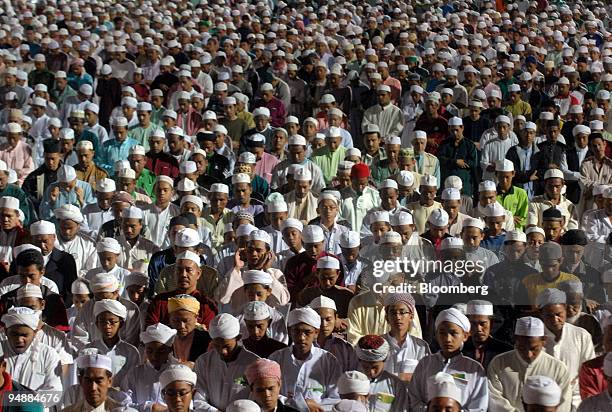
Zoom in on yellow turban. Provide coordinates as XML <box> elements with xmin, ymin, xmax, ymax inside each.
<box><xmin>168</xmin><ymin>294</ymin><xmax>200</xmax><ymax>314</ymax></box>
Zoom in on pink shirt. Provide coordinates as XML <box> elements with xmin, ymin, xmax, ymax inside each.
<box><xmin>0</xmin><ymin>140</ymin><xmax>34</xmax><ymax>185</ymax></box>
<box><xmin>255</xmin><ymin>152</ymin><xmax>280</xmax><ymax>183</ymax></box>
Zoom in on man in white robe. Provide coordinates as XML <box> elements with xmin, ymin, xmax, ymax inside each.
<box><xmin>362</xmin><ymin>85</ymin><xmax>404</xmax><ymax>139</ymax></box>
<box><xmin>142</xmin><ymin>175</ymin><xmax>180</xmax><ymax>250</ymax></box>
<box><xmin>53</xmin><ymin>203</ymin><xmax>99</xmax><ymax>276</ymax></box>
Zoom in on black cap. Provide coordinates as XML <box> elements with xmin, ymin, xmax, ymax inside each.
<box><xmin>196</xmin><ymin>132</ymin><xmax>215</xmax><ymax>143</ymax></box>
<box><xmin>43</xmin><ymin>139</ymin><xmax>61</xmax><ymax>154</ymax></box>
<box><xmin>169</xmin><ymin>215</ymin><xmax>190</xmax><ymax>228</ymax></box>
<box><xmin>542</xmin><ymin>207</ymin><xmax>563</xmax><ymax>221</ymax></box>
<box><xmin>560</xmin><ymin>229</ymin><xmax>588</xmax><ymax>246</ymax></box>
<box><xmin>178</xmin><ymin>212</ymin><xmax>198</xmax><ymax>226</ymax></box>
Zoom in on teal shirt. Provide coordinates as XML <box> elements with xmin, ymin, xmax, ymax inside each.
<box><xmin>100</xmin><ymin>138</ymin><xmax>139</xmax><ymax>175</ymax></box>
<box><xmin>39</xmin><ymin>180</ymin><xmax>96</xmax><ymax>220</ymax></box>
<box><xmin>128</xmin><ymin>123</ymin><xmax>157</xmax><ymax>151</ymax></box>
<box><xmin>0</xmin><ymin>184</ymin><xmax>34</xmax><ymax>226</ymax></box>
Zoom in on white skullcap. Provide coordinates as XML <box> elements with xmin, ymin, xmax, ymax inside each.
<box><xmin>441</xmin><ymin>237</ymin><xmax>464</xmax><ymax>251</ymax></box>
<box><xmin>6</xmin><ymin>123</ymin><xmax>22</xmax><ymax>134</ymax></box>
<box><xmin>435</xmin><ymin>308</ymin><xmax>470</xmax><ymax>332</ymax></box>
<box><xmin>526</xmin><ymin>226</ymin><xmax>546</xmax><ymax>237</ymax></box>
<box><xmin>180</xmin><ymin>194</ymin><xmax>203</xmax><ymax>211</ymax></box>
<box><xmin>288</xmin><ymin>135</ymin><xmax>307</xmax><ymax>146</ymax></box>
<box><xmin>479</xmin><ymin>180</ymin><xmax>497</xmax><ymax>192</ymax></box>
<box><xmin>483</xmin><ymin>203</ymin><xmax>506</xmax><ymax>218</ymax></box>
<box><xmin>381</xmin><ymin>231</ymin><xmax>403</xmax><ymax>245</ymax></box>
<box><xmin>175</xmin><ymin>251</ymin><xmax>200</xmax><ymax>266</ymax></box>
<box><xmin>71</xmin><ymin>279</ymin><xmax>90</xmax><ymax>295</ymax></box>
<box><xmin>76</xmin><ymin>353</ymin><xmax>113</xmax><ymax>373</ymax></box>
<box><xmin>54</xmin><ymin>204</ymin><xmax>83</xmax><ymax>223</ymax></box>
<box><xmin>420</xmin><ymin>174</ymin><xmax>437</xmax><ymax>187</ymax></box>
<box><xmin>281</xmin><ymin>218</ymin><xmax>303</xmax><ymax>232</ymax></box>
<box><xmin>96</xmin><ymin>178</ymin><xmax>116</xmax><ymax>193</ymax></box>
<box><xmin>121</xmin><ymin>206</ymin><xmax>143</xmax><ymax>220</ymax></box>
<box><xmin>391</xmin><ymin>211</ymin><xmax>413</xmax><ymax>226</ymax></box>
<box><xmin>243</xmin><ymin>301</ymin><xmax>272</xmax><ymax>321</ymax></box>
<box><xmin>16</xmin><ymin>283</ymin><xmax>43</xmax><ymax>300</ymax></box>
<box><xmin>293</xmin><ymin>167</ymin><xmax>312</xmax><ymax>181</ymax></box>
<box><xmin>174</xmin><ymin>228</ymin><xmax>201</xmax><ymax>247</ymax></box>
<box><xmin>428</xmin><ymin>208</ymin><xmax>449</xmax><ymax>226</ymax></box>
<box><xmin>427</xmin><ymin>372</ymin><xmax>462</xmax><ymax>404</ymax></box>
<box><xmin>317</xmin><ymin>256</ymin><xmax>340</xmax><ymax>270</ymax></box>
<box><xmin>242</xmin><ymin>270</ymin><xmax>273</xmax><ymax>286</ymax></box>
<box><xmin>522</xmin><ymin>376</ymin><xmax>562</xmax><ymax>407</ymax></box>
<box><xmin>310</xmin><ymin>296</ymin><xmax>337</xmax><ymax>311</ymax></box>
<box><xmin>413</xmin><ymin>130</ymin><xmax>427</xmax><ymax>141</ymax></box>
<box><xmin>179</xmin><ymin>161</ymin><xmax>197</xmax><ymax>174</ymax></box>
<box><xmin>125</xmin><ymin>272</ymin><xmax>149</xmax><ymax>288</ymax></box>
<box><xmin>288</xmin><ymin>307</ymin><xmax>321</xmax><ymax>330</ymax></box>
<box><xmin>397</xmin><ymin>170</ymin><xmax>414</xmax><ymax>187</ymax></box>
<box><xmin>386</xmin><ymin>135</ymin><xmax>401</xmax><ymax>145</ymax></box>
<box><xmin>57</xmin><ymin>164</ymin><xmax>77</xmax><ymax>182</ymax></box>
<box><xmin>371</xmin><ymin>210</ymin><xmax>390</xmax><ymax>224</ymax></box>
<box><xmin>465</xmin><ymin>300</ymin><xmax>493</xmax><ymax>316</ymax></box>
<box><xmin>236</xmin><ymin>224</ymin><xmax>257</xmax><ymax>238</ymax></box>
<box><xmin>448</xmin><ymin>117</ymin><xmax>463</xmax><ymax>126</ymax></box>
<box><xmin>253</xmin><ymin>107</ymin><xmax>270</xmax><ymax>118</ymax></box>
<box><xmin>159</xmin><ymin>364</ymin><xmax>197</xmax><ymax>388</ymax></box>
<box><xmin>339</xmin><ymin>230</ymin><xmax>360</xmax><ymax>248</ymax></box>
<box><xmin>444</xmin><ymin>176</ymin><xmax>462</xmax><ymax>190</ymax></box>
<box><xmin>332</xmin><ymin>400</ymin><xmax>367</xmax><ymax>412</ymax></box>
<box><xmin>96</xmin><ymin>237</ymin><xmax>121</xmax><ymax>254</ymax></box>
<box><xmin>2</xmin><ymin>307</ymin><xmax>40</xmax><ymax>330</ymax></box>
<box><xmin>572</xmin><ymin>125</ymin><xmax>591</xmax><ymax>137</ymax></box>
<box><xmin>441</xmin><ymin>188</ymin><xmax>461</xmax><ymax>201</ymax></box>
<box><xmin>209</xmin><ymin>313</ymin><xmax>241</xmax><ymax>339</ymax></box>
<box><xmin>227</xmin><ymin>400</ymin><xmax>261</xmax><ymax>412</ymax></box>
<box><xmin>535</xmin><ymin>288</ymin><xmax>566</xmax><ymax>308</ymax></box>
<box><xmin>238</xmin><ymin>152</ymin><xmax>257</xmax><ymax>164</ymax></box>
<box><xmin>303</xmin><ymin>225</ymin><xmax>324</xmax><ymax>243</ymax></box>
<box><xmin>506</xmin><ymin>230</ymin><xmax>527</xmax><ymax>242</ymax></box>
<box><xmin>337</xmin><ymin>371</ymin><xmax>370</xmax><ymax>395</ymax></box>
<box><xmin>210</xmin><ymin>183</ymin><xmax>229</xmax><ymax>194</ymax></box>
<box><xmin>378</xmin><ymin>179</ymin><xmax>398</xmax><ymax>190</ymax></box>
<box><xmin>495</xmin><ymin>159</ymin><xmax>514</xmax><ymax>172</ymax></box>
<box><xmin>140</xmin><ymin>323</ymin><xmax>177</xmax><ymax>346</ymax></box>
<box><xmin>90</xmin><ymin>272</ymin><xmax>120</xmax><ymax>293</ymax></box>
<box><xmin>495</xmin><ymin>115</ymin><xmax>511</xmax><ymax>124</ymax></box>
<box><xmin>515</xmin><ymin>316</ymin><xmax>545</xmax><ymax>337</ymax></box>
<box><xmin>94</xmin><ymin>299</ymin><xmax>127</xmax><ymax>319</ymax></box>
<box><xmin>232</xmin><ymin>173</ymin><xmax>251</xmax><ymax>185</ymax></box>
<box><xmin>177</xmin><ymin>179</ymin><xmax>196</xmax><ymax>192</ymax></box>
<box><xmin>544</xmin><ymin>169</ymin><xmax>564</xmax><ymax>180</ymax></box>
<box><xmin>0</xmin><ymin>196</ymin><xmax>19</xmax><ymax>210</ymax></box>
<box><xmin>249</xmin><ymin>229</ymin><xmax>271</xmax><ymax>245</ymax></box>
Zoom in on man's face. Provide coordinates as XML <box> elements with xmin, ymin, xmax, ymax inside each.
<box><xmin>7</xmin><ymin>325</ymin><xmax>36</xmax><ymax>354</ymax></box>
<box><xmin>542</xmin><ymin>220</ymin><xmax>563</xmax><ymax>241</ymax></box>
<box><xmin>212</xmin><ymin>337</ymin><xmax>239</xmax><ymax>361</ymax></box>
<box><xmin>317</xmin><ymin>199</ymin><xmax>337</xmax><ymax>222</ymax></box>
<box><xmin>96</xmin><ymin>312</ymin><xmax>122</xmax><ymax>340</ymax></box>
<box><xmin>59</xmin><ymin>219</ymin><xmax>80</xmax><ymax>240</ymax></box>
<box><xmin>377</xmin><ymin>91</ymin><xmax>391</xmax><ymax>106</ymax></box>
<box><xmin>317</xmin><ymin>268</ymin><xmax>339</xmax><ymax>290</ymax></box>
<box><xmin>163</xmin><ymin>381</ymin><xmax>194</xmax><ymax>412</ymax></box>
<box><xmin>436</xmin><ymin>321</ymin><xmax>468</xmax><ymax>354</ymax></box>
<box><xmin>420</xmin><ymin>186</ymin><xmax>437</xmax><ymax>204</ymax></box>
<box><xmin>304</xmin><ymin>241</ymin><xmax>324</xmax><ymax>260</ymax></box>
<box><xmin>175</xmin><ymin>259</ymin><xmax>201</xmax><ymax>291</ymax></box>
<box><xmin>562</xmin><ymin>244</ymin><xmax>584</xmax><ymax>266</ymax></box>
<box><xmin>80</xmin><ymin>368</ymin><xmax>113</xmax><ymax>408</ymax></box>
<box><xmin>144</xmin><ymin>341</ymin><xmax>172</xmax><ymax>370</ymax></box>
<box><xmin>245</xmin><ymin>319</ymin><xmax>269</xmax><ymax>340</ymax></box>
<box><xmin>540</xmin><ymin>304</ymin><xmax>566</xmax><ymax>334</ymax></box>
<box><xmin>0</xmin><ymin>171</ymin><xmax>8</xmax><ymax>190</ymax></box>
<box><xmin>363</xmin><ymin>133</ymin><xmax>380</xmax><ymax>153</ymax></box>
<box><xmin>290</xmin><ymin>323</ymin><xmax>318</xmax><ymax>354</ymax></box>
<box><xmin>234</xmin><ymin>183</ymin><xmax>252</xmax><ymax>203</ymax></box>
<box><xmin>0</xmin><ymin>207</ymin><xmax>18</xmax><ymax>231</ymax></box>
<box><xmin>169</xmin><ymin>309</ymin><xmax>197</xmax><ymax>337</ymax></box>
<box><xmin>149</xmin><ymin>137</ymin><xmax>165</xmax><ymax>153</ymax></box>
<box><xmin>497</xmin><ymin>172</ymin><xmax>514</xmax><ymax>189</ymax></box>
<box><xmin>413</xmin><ymin>138</ymin><xmax>426</xmax><ymax>153</ymax></box>
<box><xmin>78</xmin><ymin>149</ymin><xmax>95</xmax><ymax>167</ymax></box>
<box><xmin>540</xmin><ymin>258</ymin><xmax>562</xmax><ymax>280</ymax></box>
<box><xmin>326</xmin><ymin>136</ymin><xmax>342</xmax><ymax>152</ymax></box>
<box><xmin>155</xmin><ymin>182</ymin><xmax>174</xmax><ymax>205</ymax></box>
<box><xmin>32</xmin><ymin>234</ymin><xmax>55</xmax><ymax>255</ymax></box>
<box><xmin>168</xmin><ymin>135</ymin><xmax>184</xmax><ymax>154</ymax></box>
<box><xmin>44</xmin><ymin>152</ymin><xmax>62</xmax><ymax>171</ymax></box>
<box><xmin>288</xmin><ymin>145</ymin><xmax>306</xmax><ymax>163</ymax></box>
<box><xmin>469</xmin><ymin>315</ymin><xmax>491</xmax><ymax>343</ymax></box>
<box><xmin>210</xmin><ymin>192</ymin><xmax>229</xmax><ymax>212</ymax></box>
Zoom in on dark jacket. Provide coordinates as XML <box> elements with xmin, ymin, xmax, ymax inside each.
<box><xmin>187</xmin><ymin>328</ymin><xmax>212</xmax><ymax>362</ymax></box>
<box><xmin>506</xmin><ymin>144</ymin><xmax>537</xmax><ymax>185</ymax></box>
<box><xmin>463</xmin><ymin>336</ymin><xmax>513</xmax><ymax>369</ymax></box>
<box><xmin>0</xmin><ymin>284</ymin><xmax>68</xmax><ymax>331</ymax></box>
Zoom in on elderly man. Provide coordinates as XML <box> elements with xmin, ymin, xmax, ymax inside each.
<box><xmin>0</xmin><ymin>122</ymin><xmax>34</xmax><ymax>185</ymax></box>
<box><xmin>284</xmin><ymin>168</ymin><xmax>318</xmax><ymax>225</ymax></box>
<box><xmin>39</xmin><ymin>164</ymin><xmax>95</xmax><ymax>219</ymax></box>
<box><xmin>339</xmin><ymin>163</ymin><xmax>381</xmax><ymax>232</ymax></box>
<box><xmin>488</xmin><ymin>316</ymin><xmax>572</xmax><ymax>412</ymax></box>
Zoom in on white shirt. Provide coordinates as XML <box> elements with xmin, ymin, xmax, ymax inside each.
<box><xmin>120</xmin><ymin>361</ymin><xmax>168</xmax><ymax>411</ymax></box>
<box><xmin>117</xmin><ymin>234</ymin><xmax>161</xmax><ymax>269</ymax></box>
<box><xmin>264</xmin><ymin>225</ymin><xmax>288</xmax><ymax>255</ymax></box>
<box><xmin>368</xmin><ymin>370</ymin><xmax>411</xmax><ymax>412</ymax></box>
<box><xmin>82</xmin><ymin>203</ymin><xmax>114</xmax><ymax>239</ymax></box>
<box><xmin>481</xmin><ymin>136</ymin><xmax>517</xmax><ymax>181</ymax></box>
<box><xmin>193</xmin><ymin>347</ymin><xmax>260</xmax><ymax>412</ymax></box>
<box><xmin>269</xmin><ymin>346</ymin><xmax>341</xmax><ymax>411</ymax></box>
<box><xmin>238</xmin><ymin>306</ymin><xmax>289</xmax><ymax>344</ymax></box>
<box><xmin>85</xmin><ymin>265</ymin><xmax>130</xmax><ymax>298</ymax></box>
<box><xmin>56</xmin><ymin>233</ymin><xmax>99</xmax><ymax>277</ymax></box>
<box><xmin>383</xmin><ymin>333</ymin><xmax>430</xmax><ymax>377</ymax></box>
<box><xmin>583</xmin><ymin>209</ymin><xmax>612</xmax><ymax>243</ymax></box>
<box><xmin>85</xmin><ymin>339</ymin><xmax>141</xmax><ymax>387</ymax></box>
<box><xmin>142</xmin><ymin>203</ymin><xmax>180</xmax><ymax>249</ymax></box>
<box><xmin>36</xmin><ymin>323</ymin><xmax>74</xmax><ymax>366</ymax></box>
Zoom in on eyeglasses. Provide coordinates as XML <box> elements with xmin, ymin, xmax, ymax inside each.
<box><xmin>162</xmin><ymin>389</ymin><xmax>192</xmax><ymax>399</ymax></box>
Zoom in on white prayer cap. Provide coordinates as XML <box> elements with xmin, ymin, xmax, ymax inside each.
<box><xmin>180</xmin><ymin>195</ymin><xmax>203</xmax><ymax>211</ymax></box>
<box><xmin>558</xmin><ymin>280</ymin><xmax>583</xmax><ymax>296</ymax></box>
<box><xmin>94</xmin><ymin>299</ymin><xmax>127</xmax><ymax>319</ymax></box>
<box><xmin>2</xmin><ymin>306</ymin><xmax>40</xmax><ymax>330</ymax></box>
<box><xmin>249</xmin><ymin>229</ymin><xmax>271</xmax><ymax>245</ymax></box>
<box><xmin>420</xmin><ymin>174</ymin><xmax>437</xmax><ymax>187</ymax></box>
<box><xmin>317</xmin><ymin>192</ymin><xmax>338</xmax><ymax>206</ymax></box>
<box><xmin>243</xmin><ymin>301</ymin><xmax>272</xmax><ymax>321</ymax></box>
<box><xmin>444</xmin><ymin>176</ymin><xmax>462</xmax><ymax>190</ymax></box>
<box><xmin>522</xmin><ymin>375</ymin><xmax>562</xmax><ymax>407</ymax></box>
<box><xmin>310</xmin><ymin>296</ymin><xmax>337</xmax><ymax>311</ymax></box>
<box><xmin>242</xmin><ymin>270</ymin><xmax>273</xmax><ymax>286</ymax></box>
<box><xmin>386</xmin><ymin>135</ymin><xmax>401</xmax><ymax>145</ymax></box>
<box><xmin>76</xmin><ymin>353</ymin><xmax>113</xmax><ymax>373</ymax></box>
<box><xmin>535</xmin><ymin>288</ymin><xmax>566</xmax><ymax>308</ymax></box>
<box><xmin>332</xmin><ymin>400</ymin><xmax>367</xmax><ymax>412</ymax></box>
<box><xmin>30</xmin><ymin>220</ymin><xmax>56</xmax><ymax>236</ymax></box>
<box><xmin>179</xmin><ymin>161</ymin><xmax>197</xmax><ymax>175</ymax></box>
<box><xmin>174</xmin><ymin>228</ymin><xmax>201</xmax><ymax>247</ymax></box>
<box><xmin>506</xmin><ymin>230</ymin><xmax>527</xmax><ymax>243</ymax></box>
<box><xmin>435</xmin><ymin>308</ymin><xmax>470</xmax><ymax>332</ymax></box>
<box><xmin>515</xmin><ymin>316</ymin><xmax>545</xmax><ymax>337</ymax></box>
<box><xmin>281</xmin><ymin>218</ymin><xmax>303</xmax><ymax>232</ymax></box>
<box><xmin>380</xmin><ymin>231</ymin><xmax>403</xmax><ymax>245</ymax></box>
<box><xmin>175</xmin><ymin>251</ymin><xmax>200</xmax><ymax>266</ymax></box>
<box><xmin>232</xmin><ymin>173</ymin><xmax>251</xmax><ymax>185</ymax></box>
<box><xmin>317</xmin><ymin>256</ymin><xmax>340</xmax><ymax>270</ymax></box>
<box><xmin>345</xmin><ymin>148</ymin><xmax>361</xmax><ymax>158</ymax></box>
<box><xmin>427</xmin><ymin>372</ymin><xmax>462</xmax><ymax>405</ymax></box>
<box><xmin>441</xmin><ymin>237</ymin><xmax>464</xmax><ymax>251</ymax></box>
<box><xmin>495</xmin><ymin>115</ymin><xmax>511</xmax><ymax>124</ymax></box>
<box><xmin>288</xmin><ymin>135</ymin><xmax>307</xmax><ymax>146</ymax></box>
<box><xmin>121</xmin><ymin>206</ymin><xmax>143</xmax><ymax>220</ymax></box>
<box><xmin>303</xmin><ymin>225</ymin><xmax>324</xmax><ymax>243</ymax></box>
<box><xmin>428</xmin><ymin>208</ymin><xmax>449</xmax><ymax>226</ymax></box>
<box><xmin>524</xmin><ymin>121</ymin><xmax>537</xmax><ymax>131</ymax></box>
<box><xmin>413</xmin><ymin>130</ymin><xmax>427</xmax><ymax>141</ymax></box>
<box><xmin>96</xmin><ymin>237</ymin><xmax>121</xmax><ymax>254</ymax></box>
<box><xmin>544</xmin><ymin>169</ymin><xmax>564</xmax><ymax>180</ymax></box>
<box><xmin>465</xmin><ymin>300</ymin><xmax>493</xmax><ymax>316</ymax></box>
<box><xmin>227</xmin><ymin>400</ymin><xmax>261</xmax><ymax>412</ymax></box>
<box><xmin>377</xmin><ymin>85</ymin><xmax>391</xmax><ymax>94</ymax></box>
<box><xmin>111</xmin><ymin>116</ymin><xmax>129</xmax><ymax>127</ymax></box>
<box><xmin>448</xmin><ymin>117</ymin><xmax>463</xmax><ymax>126</ymax></box>
<box><xmin>340</xmin><ymin>230</ymin><xmax>360</xmax><ymax>248</ymax></box>
<box><xmin>441</xmin><ymin>188</ymin><xmax>460</xmax><ymax>201</ymax></box>
<box><xmin>0</xmin><ymin>196</ymin><xmax>18</xmax><ymax>210</ymax></box>
<box><xmin>337</xmin><ymin>371</ymin><xmax>370</xmax><ymax>395</ymax></box>
<box><xmin>479</xmin><ymin>180</ymin><xmax>497</xmax><ymax>192</ymax></box>
<box><xmin>604</xmin><ymin>352</ymin><xmax>612</xmax><ymax>377</ymax></box>
<box><xmin>159</xmin><ymin>364</ymin><xmax>197</xmax><ymax>388</ymax></box>
<box><xmin>140</xmin><ymin>323</ymin><xmax>177</xmax><ymax>346</ymax></box>
<box><xmin>397</xmin><ymin>170</ymin><xmax>414</xmax><ymax>187</ymax></box>
<box><xmin>483</xmin><ymin>203</ymin><xmax>506</xmax><ymax>218</ymax></box>
<box><xmin>210</xmin><ymin>183</ymin><xmax>229</xmax><ymax>194</ymax></box>
<box><xmin>526</xmin><ymin>226</ymin><xmax>545</xmax><ymax>237</ymax></box>
<box><xmin>117</xmin><ymin>167</ymin><xmax>137</xmax><ymax>179</ymax></box>
<box><xmin>12</xmin><ymin>244</ymin><xmax>41</xmax><ymax>259</ymax></box>
<box><xmin>288</xmin><ymin>307</ymin><xmax>321</xmax><ymax>329</ymax></box>
<box><xmin>97</xmin><ymin>178</ymin><xmax>116</xmax><ymax>193</ymax></box>
<box><xmin>6</xmin><ymin>123</ymin><xmax>21</xmax><ymax>134</ymax></box>
<box><xmin>209</xmin><ymin>313</ymin><xmax>241</xmax><ymax>339</ymax></box>
<box><xmin>71</xmin><ymin>279</ymin><xmax>90</xmax><ymax>295</ymax></box>
<box><xmin>391</xmin><ymin>211</ymin><xmax>413</xmax><ymax>226</ymax></box>
<box><xmin>0</xmin><ymin>160</ymin><xmax>7</xmax><ymax>172</ymax></box>
<box><xmin>378</xmin><ymin>179</ymin><xmax>398</xmax><ymax>190</ymax></box>
<box><xmin>253</xmin><ymin>107</ymin><xmax>270</xmax><ymax>118</ymax></box>
<box><xmin>238</xmin><ymin>152</ymin><xmax>257</xmax><ymax>164</ymax></box>
<box><xmin>495</xmin><ymin>159</ymin><xmax>514</xmax><ymax>172</ymax></box>
<box><xmin>572</xmin><ymin>125</ymin><xmax>591</xmax><ymax>137</ymax></box>
<box><xmin>76</xmin><ymin>140</ymin><xmax>94</xmax><ymax>151</ymax></box>
<box><xmin>16</xmin><ymin>283</ymin><xmax>43</xmax><ymax>300</ymax></box>
<box><xmin>177</xmin><ymin>179</ymin><xmax>196</xmax><ymax>192</ymax></box>
<box><xmin>236</xmin><ymin>224</ymin><xmax>257</xmax><ymax>238</ymax></box>
<box><xmin>57</xmin><ymin>164</ymin><xmax>77</xmax><ymax>182</ymax></box>
<box><xmin>371</xmin><ymin>210</ymin><xmax>390</xmax><ymax>224</ymax></box>
<box><xmin>54</xmin><ymin>204</ymin><xmax>83</xmax><ymax>223</ymax></box>
<box><xmin>293</xmin><ymin>167</ymin><xmax>312</xmax><ymax>181</ymax></box>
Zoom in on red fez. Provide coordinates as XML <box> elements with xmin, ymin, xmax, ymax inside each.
<box><xmin>351</xmin><ymin>163</ymin><xmax>370</xmax><ymax>179</ymax></box>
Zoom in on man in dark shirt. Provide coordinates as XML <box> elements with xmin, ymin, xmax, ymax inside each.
<box><xmin>22</xmin><ymin>139</ymin><xmax>62</xmax><ymax>210</ymax></box>
<box><xmin>463</xmin><ymin>300</ymin><xmax>513</xmax><ymax>369</ymax></box>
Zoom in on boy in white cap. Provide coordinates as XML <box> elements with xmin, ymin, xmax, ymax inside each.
<box><xmin>240</xmin><ymin>300</ymin><xmax>288</xmax><ymax>357</ymax></box>
<box><xmin>1</xmin><ymin>306</ymin><xmax>63</xmax><ymax>395</ymax></box>
<box><xmin>262</xmin><ymin>195</ymin><xmax>289</xmax><ymax>254</ymax></box>
<box><xmin>496</xmin><ymin>158</ymin><xmax>529</xmax><ymax>229</ymax></box>
<box><xmin>52</xmin><ymin>204</ymin><xmax>99</xmax><ymax>276</ymax></box>
<box><xmin>527</xmin><ymin>168</ymin><xmax>578</xmax><ymax>230</ymax></box>
<box><xmin>81</xmin><ymin>178</ymin><xmax>116</xmax><ymax>238</ymax></box>
<box><xmin>441</xmin><ymin>187</ymin><xmax>470</xmax><ymax>237</ymax></box>
<box><xmin>488</xmin><ymin>316</ymin><xmax>571</xmax><ymax>411</ymax></box>
<box><xmin>141</xmin><ymin>175</ymin><xmax>181</xmax><ymax>249</ymax></box>
<box><xmin>274</xmin><ymin>218</ymin><xmax>305</xmax><ymax>271</ymax></box>
<box><xmin>228</xmin><ymin>172</ymin><xmax>265</xmax><ymax>218</ymax></box>
<box><xmin>421</xmin><ymin>208</ymin><xmax>452</xmax><ymax>254</ymax></box>
<box><xmin>480</xmin><ymin>203</ymin><xmax>509</xmax><ymax>254</ymax></box>
<box><xmin>480</xmin><ymin>115</ymin><xmax>518</xmax><ymax>180</ymax></box>
<box><xmin>577</xmin><ymin>352</ymin><xmax>612</xmax><ymax>410</ymax></box>
<box><xmin>120</xmin><ymin>323</ymin><xmax>177</xmax><ymax>411</ymax></box>
<box><xmin>408</xmin><ymin>308</ymin><xmax>488</xmax><ymax>411</ymax></box>
<box><xmin>462</xmin><ymin>300</ymin><xmax>512</xmax><ymax>369</ymax></box>
<box><xmin>362</xmin><ymin>84</ymin><xmax>404</xmax><ymax>140</ymax></box>
<box><xmin>159</xmin><ymin>364</ymin><xmax>198</xmax><ymax>412</ymax></box>
<box><xmin>473</xmin><ymin>180</ymin><xmax>516</xmax><ymax>232</ymax></box>
<box><xmin>128</xmin><ymin>102</ymin><xmax>157</xmax><ymax>150</ymax></box>
<box><xmin>117</xmin><ymin>206</ymin><xmax>161</xmax><ymax>270</ymax></box>
<box><xmin>311</xmin><ymin>126</ymin><xmax>348</xmax><ymax>185</ymax></box>
<box><xmin>193</xmin><ymin>313</ymin><xmax>259</xmax><ymax>411</ymax></box>
<box><xmin>426</xmin><ymin>372</ymin><xmax>463</xmax><ymax>412</ymax></box>
<box><xmin>99</xmin><ymin>116</ymin><xmax>139</xmax><ymax>175</ymax></box>
<box><xmin>116</xmin><ymin>167</ymin><xmax>152</xmax><ymax>206</ymax></box>
<box><xmin>84</xmin><ymin>237</ymin><xmax>129</xmax><ymax>296</ymax></box>
<box><xmin>269</xmin><ymin>307</ymin><xmax>341</xmax><ymax>411</ymax></box>
<box><xmin>39</xmin><ymin>163</ymin><xmax>96</xmax><ymax>219</ymax></box>
<box><xmin>522</xmin><ymin>375</ymin><xmax>564</xmax><ymax>411</ymax></box>
<box><xmin>405</xmin><ymin>174</ymin><xmax>441</xmax><ymax>234</ymax></box>
<box><xmin>67</xmin><ymin>278</ymin><xmax>91</xmax><ymax>325</ymax></box>
<box><xmin>0</xmin><ymin>121</ymin><xmax>34</xmax><ymax>185</ymax></box>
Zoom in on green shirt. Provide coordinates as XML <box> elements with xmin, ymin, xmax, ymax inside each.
<box><xmin>129</xmin><ymin>123</ymin><xmax>157</xmax><ymax>151</ymax></box>
<box><xmin>0</xmin><ymin>184</ymin><xmax>34</xmax><ymax>226</ymax></box>
<box><xmin>311</xmin><ymin>146</ymin><xmax>347</xmax><ymax>185</ymax></box>
<box><xmin>137</xmin><ymin>168</ymin><xmax>156</xmax><ymax>199</ymax></box>
<box><xmin>151</xmin><ymin>106</ymin><xmax>166</xmax><ymax>126</ymax></box>
<box><xmin>497</xmin><ymin>185</ymin><xmax>529</xmax><ymax>229</ymax></box>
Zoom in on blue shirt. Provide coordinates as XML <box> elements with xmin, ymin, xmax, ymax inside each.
<box><xmin>39</xmin><ymin>180</ymin><xmax>96</xmax><ymax>220</ymax></box>
<box><xmin>67</xmin><ymin>72</ymin><xmax>94</xmax><ymax>91</ymax></box>
<box><xmin>481</xmin><ymin>232</ymin><xmax>507</xmax><ymax>255</ymax></box>
<box><xmin>100</xmin><ymin>137</ymin><xmax>139</xmax><ymax>175</ymax></box>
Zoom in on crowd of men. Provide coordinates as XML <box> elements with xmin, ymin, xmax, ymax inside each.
<box><xmin>0</xmin><ymin>0</ymin><xmax>609</xmax><ymax>411</ymax></box>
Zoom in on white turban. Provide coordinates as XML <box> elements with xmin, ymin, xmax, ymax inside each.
<box><xmin>427</xmin><ymin>372</ymin><xmax>462</xmax><ymax>404</ymax></box>
<box><xmin>435</xmin><ymin>308</ymin><xmax>470</xmax><ymax>333</ymax></box>
<box><xmin>90</xmin><ymin>273</ymin><xmax>120</xmax><ymax>293</ymax></box>
<box><xmin>356</xmin><ymin>335</ymin><xmax>390</xmax><ymax>362</ymax></box>
<box><xmin>310</xmin><ymin>296</ymin><xmax>337</xmax><ymax>311</ymax></box>
<box><xmin>209</xmin><ymin>313</ymin><xmax>241</xmax><ymax>339</ymax></box>
<box><xmin>2</xmin><ymin>306</ymin><xmax>40</xmax><ymax>330</ymax></box>
<box><xmin>332</xmin><ymin>400</ymin><xmax>367</xmax><ymax>412</ymax></box>
<box><xmin>337</xmin><ymin>371</ymin><xmax>370</xmax><ymax>395</ymax></box>
<box><xmin>93</xmin><ymin>299</ymin><xmax>127</xmax><ymax>320</ymax></box>
<box><xmin>159</xmin><ymin>364</ymin><xmax>197</xmax><ymax>388</ymax></box>
<box><xmin>140</xmin><ymin>323</ymin><xmax>177</xmax><ymax>346</ymax></box>
<box><xmin>287</xmin><ymin>307</ymin><xmax>321</xmax><ymax>329</ymax></box>
<box><xmin>522</xmin><ymin>375</ymin><xmax>562</xmax><ymax>407</ymax></box>
<box><xmin>76</xmin><ymin>354</ymin><xmax>113</xmax><ymax>373</ymax></box>
<box><xmin>243</xmin><ymin>301</ymin><xmax>272</xmax><ymax>321</ymax></box>
<box><xmin>226</xmin><ymin>400</ymin><xmax>261</xmax><ymax>412</ymax></box>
